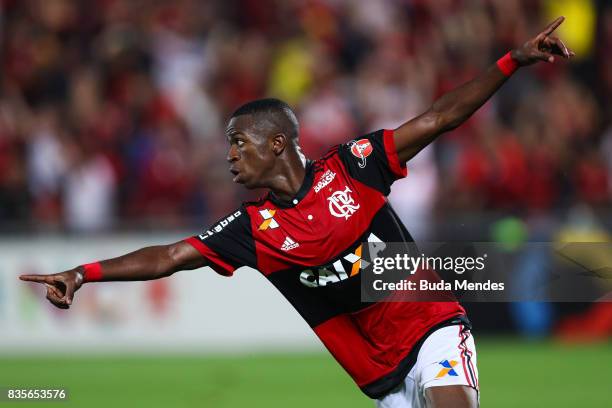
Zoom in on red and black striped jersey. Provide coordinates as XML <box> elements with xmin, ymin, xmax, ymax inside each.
<box><xmin>186</xmin><ymin>129</ymin><xmax>466</xmax><ymax>398</ymax></box>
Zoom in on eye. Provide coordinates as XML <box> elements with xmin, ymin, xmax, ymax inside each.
<box><xmin>236</xmin><ymin>139</ymin><xmax>245</xmax><ymax>147</ymax></box>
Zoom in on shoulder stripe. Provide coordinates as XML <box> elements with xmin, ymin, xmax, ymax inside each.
<box><xmin>322</xmin><ymin>145</ymin><xmax>340</xmax><ymax>160</ymax></box>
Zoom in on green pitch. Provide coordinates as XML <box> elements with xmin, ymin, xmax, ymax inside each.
<box><xmin>1</xmin><ymin>339</ymin><xmax>610</xmax><ymax>407</ymax></box>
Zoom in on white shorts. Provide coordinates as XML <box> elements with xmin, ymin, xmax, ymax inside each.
<box><xmin>375</xmin><ymin>324</ymin><xmax>479</xmax><ymax>408</ymax></box>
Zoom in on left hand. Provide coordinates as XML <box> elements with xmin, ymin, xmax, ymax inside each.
<box><xmin>511</xmin><ymin>16</ymin><xmax>575</xmax><ymax>66</ymax></box>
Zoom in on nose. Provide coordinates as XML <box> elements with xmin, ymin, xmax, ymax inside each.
<box><xmin>227</xmin><ymin>144</ymin><xmax>239</xmax><ymax>163</ymax></box>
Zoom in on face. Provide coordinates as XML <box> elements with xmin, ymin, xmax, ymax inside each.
<box><xmin>226</xmin><ymin>115</ymin><xmax>278</xmax><ymax>189</ymax></box>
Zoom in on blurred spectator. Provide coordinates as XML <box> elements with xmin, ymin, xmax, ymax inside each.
<box><xmin>63</xmin><ymin>138</ymin><xmax>116</xmax><ymax>232</ymax></box>
<box><xmin>0</xmin><ymin>0</ymin><xmax>609</xmax><ymax>233</ymax></box>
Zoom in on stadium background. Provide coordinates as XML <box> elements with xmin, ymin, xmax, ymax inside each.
<box><xmin>1</xmin><ymin>0</ymin><xmax>610</xmax><ymax>407</ymax></box>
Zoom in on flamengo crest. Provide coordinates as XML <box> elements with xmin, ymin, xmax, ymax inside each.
<box><xmin>328</xmin><ymin>186</ymin><xmax>360</xmax><ymax>219</ymax></box>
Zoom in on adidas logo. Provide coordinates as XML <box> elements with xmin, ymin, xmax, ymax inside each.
<box><xmin>281</xmin><ymin>236</ymin><xmax>300</xmax><ymax>251</ymax></box>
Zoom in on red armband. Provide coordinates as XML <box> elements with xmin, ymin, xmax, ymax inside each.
<box><xmin>497</xmin><ymin>52</ymin><xmax>519</xmax><ymax>76</ymax></box>
<box><xmin>82</xmin><ymin>262</ymin><xmax>103</xmax><ymax>282</ymax></box>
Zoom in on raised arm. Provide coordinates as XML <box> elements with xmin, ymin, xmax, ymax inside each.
<box><xmin>19</xmin><ymin>240</ymin><xmax>207</xmax><ymax>309</ymax></box>
<box><xmin>394</xmin><ymin>16</ymin><xmax>574</xmax><ymax>163</ymax></box>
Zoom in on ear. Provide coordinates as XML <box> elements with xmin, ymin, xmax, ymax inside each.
<box><xmin>271</xmin><ymin>133</ymin><xmax>287</xmax><ymax>155</ymax></box>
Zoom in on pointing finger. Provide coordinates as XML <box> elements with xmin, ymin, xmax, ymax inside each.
<box><xmin>19</xmin><ymin>274</ymin><xmax>55</xmax><ymax>284</ymax></box>
<box><xmin>541</xmin><ymin>16</ymin><xmax>565</xmax><ymax>37</ymax></box>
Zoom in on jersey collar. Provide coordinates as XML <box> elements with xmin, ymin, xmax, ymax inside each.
<box><xmin>268</xmin><ymin>160</ymin><xmax>314</xmax><ymax>208</ymax></box>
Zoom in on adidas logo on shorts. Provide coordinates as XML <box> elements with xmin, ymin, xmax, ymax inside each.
<box><xmin>281</xmin><ymin>236</ymin><xmax>299</xmax><ymax>251</ymax></box>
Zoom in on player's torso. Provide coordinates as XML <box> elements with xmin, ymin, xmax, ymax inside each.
<box><xmin>246</xmin><ymin>153</ymin><xmax>390</xmax><ymax>272</ymax></box>
<box><xmin>242</xmin><ymin>152</ymin><xmax>413</xmax><ymax>328</ymax></box>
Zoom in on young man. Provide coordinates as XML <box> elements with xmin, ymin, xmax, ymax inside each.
<box><xmin>20</xmin><ymin>17</ymin><xmax>572</xmax><ymax>408</ymax></box>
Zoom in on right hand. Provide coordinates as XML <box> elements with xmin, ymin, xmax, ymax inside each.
<box><xmin>19</xmin><ymin>270</ymin><xmax>84</xmax><ymax>309</ymax></box>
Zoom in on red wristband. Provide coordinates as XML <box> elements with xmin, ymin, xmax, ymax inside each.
<box><xmin>497</xmin><ymin>52</ymin><xmax>519</xmax><ymax>76</ymax></box>
<box><xmin>82</xmin><ymin>262</ymin><xmax>103</xmax><ymax>282</ymax></box>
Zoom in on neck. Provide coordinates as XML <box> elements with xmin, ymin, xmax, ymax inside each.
<box><xmin>268</xmin><ymin>150</ymin><xmax>308</xmax><ymax>201</ymax></box>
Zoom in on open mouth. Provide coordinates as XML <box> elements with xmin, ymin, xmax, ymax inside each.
<box><xmin>229</xmin><ymin>168</ymin><xmax>241</xmax><ymax>182</ymax></box>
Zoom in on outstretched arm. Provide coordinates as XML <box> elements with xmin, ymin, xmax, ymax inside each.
<box><xmin>394</xmin><ymin>16</ymin><xmax>574</xmax><ymax>163</ymax></box>
<box><xmin>19</xmin><ymin>241</ymin><xmax>206</xmax><ymax>309</ymax></box>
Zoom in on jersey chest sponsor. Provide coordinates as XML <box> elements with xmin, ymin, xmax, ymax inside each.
<box><xmin>299</xmin><ymin>232</ymin><xmax>382</xmax><ymax>288</ymax></box>
<box><xmin>314</xmin><ymin>170</ymin><xmax>336</xmax><ymax>193</ymax></box>
<box><xmin>257</xmin><ymin>182</ymin><xmax>362</xmax><ymax>236</ymax></box>
<box><xmin>258</xmin><ymin>209</ymin><xmax>279</xmax><ymax>230</ymax></box>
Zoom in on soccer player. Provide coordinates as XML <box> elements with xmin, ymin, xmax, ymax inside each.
<box><xmin>20</xmin><ymin>17</ymin><xmax>572</xmax><ymax>408</ymax></box>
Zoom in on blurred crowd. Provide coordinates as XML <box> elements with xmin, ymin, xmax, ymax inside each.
<box><xmin>0</xmin><ymin>0</ymin><xmax>611</xmax><ymax>235</ymax></box>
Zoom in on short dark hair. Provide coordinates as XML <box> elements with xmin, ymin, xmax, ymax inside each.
<box><xmin>230</xmin><ymin>98</ymin><xmax>299</xmax><ymax>141</ymax></box>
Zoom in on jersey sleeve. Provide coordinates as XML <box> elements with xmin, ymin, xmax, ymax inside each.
<box><xmin>185</xmin><ymin>207</ymin><xmax>257</xmax><ymax>276</ymax></box>
<box><xmin>337</xmin><ymin>129</ymin><xmax>407</xmax><ymax>195</ymax></box>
